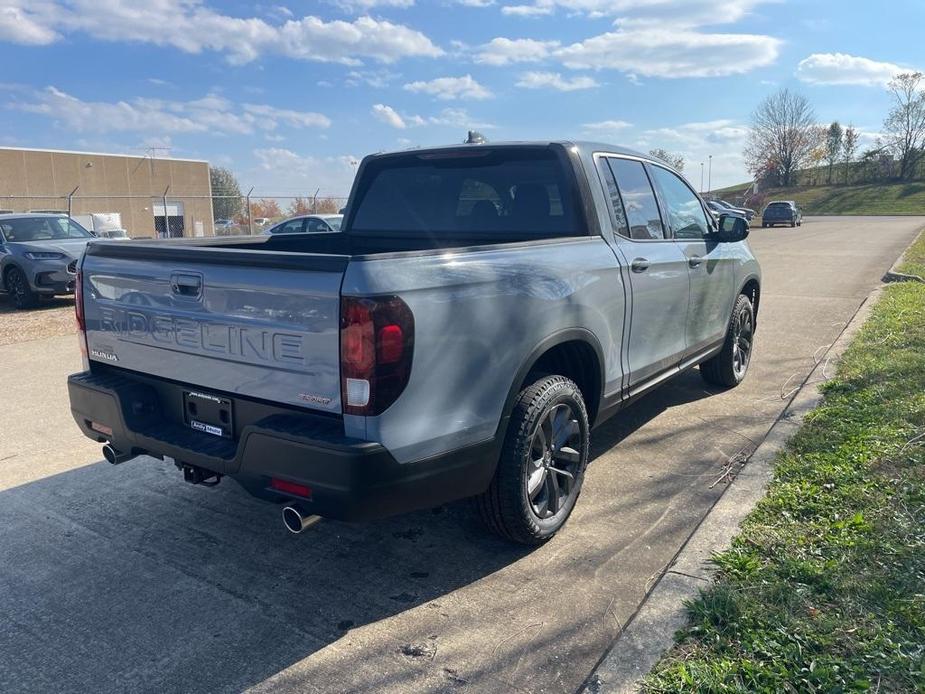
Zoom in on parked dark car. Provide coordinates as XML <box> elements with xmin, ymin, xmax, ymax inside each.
<box><xmin>717</xmin><ymin>199</ymin><xmax>756</xmax><ymax>221</ymax></box>
<box><xmin>761</xmin><ymin>201</ymin><xmax>802</xmax><ymax>228</ymax></box>
<box><xmin>706</xmin><ymin>200</ymin><xmax>748</xmax><ymax>226</ymax></box>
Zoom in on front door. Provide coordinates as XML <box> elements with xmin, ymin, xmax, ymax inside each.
<box><xmin>647</xmin><ymin>164</ymin><xmax>737</xmax><ymax>355</ymax></box>
<box><xmin>598</xmin><ymin>156</ymin><xmax>691</xmax><ymax>388</ymax></box>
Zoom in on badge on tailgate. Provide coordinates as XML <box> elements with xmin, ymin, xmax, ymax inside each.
<box><xmin>183</xmin><ymin>390</ymin><xmax>233</xmax><ymax>438</ymax></box>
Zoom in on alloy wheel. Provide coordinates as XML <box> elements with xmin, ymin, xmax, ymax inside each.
<box><xmin>526</xmin><ymin>403</ymin><xmax>582</xmax><ymax>519</ymax></box>
<box><xmin>731</xmin><ymin>305</ymin><xmax>753</xmax><ymax>379</ymax></box>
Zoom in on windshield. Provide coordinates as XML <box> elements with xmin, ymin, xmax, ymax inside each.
<box><xmin>767</xmin><ymin>202</ymin><xmax>791</xmax><ymax>210</ymax></box>
<box><xmin>350</xmin><ymin>147</ymin><xmax>582</xmax><ymax>237</ymax></box>
<box><xmin>0</xmin><ymin>216</ymin><xmax>93</xmax><ymax>242</ymax></box>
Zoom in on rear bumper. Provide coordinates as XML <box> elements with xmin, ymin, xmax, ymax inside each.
<box><xmin>67</xmin><ymin>369</ymin><xmax>498</xmax><ymax>521</ymax></box>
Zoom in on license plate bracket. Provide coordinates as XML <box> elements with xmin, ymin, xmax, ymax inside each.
<box><xmin>183</xmin><ymin>390</ymin><xmax>233</xmax><ymax>439</ymax></box>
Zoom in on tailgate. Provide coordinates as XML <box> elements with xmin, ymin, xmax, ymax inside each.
<box><xmin>81</xmin><ymin>242</ymin><xmax>347</xmax><ymax>414</ymax></box>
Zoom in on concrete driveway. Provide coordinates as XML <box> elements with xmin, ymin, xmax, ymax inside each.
<box><xmin>1</xmin><ymin>216</ymin><xmax>921</xmax><ymax>694</ymax></box>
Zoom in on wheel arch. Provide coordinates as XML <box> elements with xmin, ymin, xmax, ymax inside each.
<box><xmin>739</xmin><ymin>276</ymin><xmax>761</xmax><ymax>321</ymax></box>
<box><xmin>500</xmin><ymin>329</ymin><xmax>606</xmax><ymax>433</ymax></box>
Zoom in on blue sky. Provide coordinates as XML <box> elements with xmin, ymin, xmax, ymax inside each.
<box><xmin>1</xmin><ymin>0</ymin><xmax>923</xmax><ymax>195</ymax></box>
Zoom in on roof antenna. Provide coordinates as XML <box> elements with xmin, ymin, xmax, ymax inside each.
<box><xmin>465</xmin><ymin>130</ymin><xmax>487</xmax><ymax>144</ymax></box>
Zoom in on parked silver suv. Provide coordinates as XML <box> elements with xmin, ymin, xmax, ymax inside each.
<box><xmin>0</xmin><ymin>213</ymin><xmax>95</xmax><ymax>309</ymax></box>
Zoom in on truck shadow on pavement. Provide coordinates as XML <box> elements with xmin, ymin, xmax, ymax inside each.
<box><xmin>0</xmin><ymin>370</ymin><xmax>719</xmax><ymax>693</ymax></box>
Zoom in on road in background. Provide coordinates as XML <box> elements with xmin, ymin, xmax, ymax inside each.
<box><xmin>0</xmin><ymin>217</ymin><xmax>921</xmax><ymax>693</ymax></box>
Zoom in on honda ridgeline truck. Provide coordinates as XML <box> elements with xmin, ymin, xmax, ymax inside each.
<box><xmin>67</xmin><ymin>142</ymin><xmax>760</xmax><ymax>544</ymax></box>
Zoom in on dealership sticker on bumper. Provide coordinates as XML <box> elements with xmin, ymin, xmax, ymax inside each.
<box><xmin>190</xmin><ymin>420</ymin><xmax>224</xmax><ymax>437</ymax></box>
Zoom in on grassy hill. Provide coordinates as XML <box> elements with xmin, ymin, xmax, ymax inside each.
<box><xmin>712</xmin><ymin>181</ymin><xmax>925</xmax><ymax>216</ymax></box>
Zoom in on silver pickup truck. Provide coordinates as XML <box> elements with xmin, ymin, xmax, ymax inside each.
<box><xmin>68</xmin><ymin>141</ymin><xmax>761</xmax><ymax>544</ymax></box>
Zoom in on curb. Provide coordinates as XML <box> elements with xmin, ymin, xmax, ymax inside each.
<box><xmin>580</xmin><ymin>287</ymin><xmax>884</xmax><ymax>694</ymax></box>
<box><xmin>883</xmin><ymin>227</ymin><xmax>924</xmax><ymax>284</ymax></box>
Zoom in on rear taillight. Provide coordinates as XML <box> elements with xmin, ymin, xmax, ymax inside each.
<box><xmin>340</xmin><ymin>295</ymin><xmax>414</xmax><ymax>416</ymax></box>
<box><xmin>75</xmin><ymin>269</ymin><xmax>89</xmax><ymax>366</ymax></box>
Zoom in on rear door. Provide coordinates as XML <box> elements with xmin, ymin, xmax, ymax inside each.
<box><xmin>597</xmin><ymin>156</ymin><xmax>691</xmax><ymax>388</ymax></box>
<box><xmin>81</xmin><ymin>243</ymin><xmax>347</xmax><ymax>414</ymax></box>
<box><xmin>647</xmin><ymin>164</ymin><xmax>737</xmax><ymax>357</ymax></box>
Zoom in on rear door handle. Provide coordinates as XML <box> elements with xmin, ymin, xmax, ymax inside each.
<box><xmin>688</xmin><ymin>256</ymin><xmax>704</xmax><ymax>268</ymax></box>
<box><xmin>631</xmin><ymin>258</ymin><xmax>649</xmax><ymax>273</ymax></box>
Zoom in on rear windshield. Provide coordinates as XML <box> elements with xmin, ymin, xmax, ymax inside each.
<box><xmin>767</xmin><ymin>202</ymin><xmax>791</xmax><ymax>210</ymax></box>
<box><xmin>349</xmin><ymin>148</ymin><xmax>583</xmax><ymax>237</ymax></box>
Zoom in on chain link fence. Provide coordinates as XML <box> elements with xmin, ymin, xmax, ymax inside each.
<box><xmin>0</xmin><ymin>193</ymin><xmax>349</xmax><ymax>239</ymax></box>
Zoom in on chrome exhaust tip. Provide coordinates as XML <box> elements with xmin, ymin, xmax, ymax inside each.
<box><xmin>102</xmin><ymin>444</ymin><xmax>134</xmax><ymax>465</ymax></box>
<box><xmin>282</xmin><ymin>504</ymin><xmax>322</xmax><ymax>534</ymax></box>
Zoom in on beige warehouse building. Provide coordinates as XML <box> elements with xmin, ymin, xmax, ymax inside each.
<box><xmin>0</xmin><ymin>146</ymin><xmax>214</xmax><ymax>238</ymax></box>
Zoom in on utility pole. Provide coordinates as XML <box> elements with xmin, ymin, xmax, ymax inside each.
<box><xmin>708</xmin><ymin>155</ymin><xmax>713</xmax><ymax>194</ymax></box>
<box><xmin>700</xmin><ymin>163</ymin><xmax>704</xmax><ymax>193</ymax></box>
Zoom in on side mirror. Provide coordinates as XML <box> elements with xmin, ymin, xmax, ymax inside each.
<box><xmin>717</xmin><ymin>214</ymin><xmax>749</xmax><ymax>242</ymax></box>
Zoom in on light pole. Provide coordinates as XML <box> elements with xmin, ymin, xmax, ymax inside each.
<box><xmin>708</xmin><ymin>155</ymin><xmax>713</xmax><ymax>194</ymax></box>
<box><xmin>700</xmin><ymin>162</ymin><xmax>704</xmax><ymax>193</ymax></box>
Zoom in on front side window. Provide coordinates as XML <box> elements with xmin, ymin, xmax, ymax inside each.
<box><xmin>648</xmin><ymin>166</ymin><xmax>710</xmax><ymax>240</ymax></box>
<box><xmin>608</xmin><ymin>158</ymin><xmax>665</xmax><ymax>241</ymax></box>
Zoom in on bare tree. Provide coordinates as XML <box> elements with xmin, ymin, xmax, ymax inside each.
<box><xmin>825</xmin><ymin>122</ymin><xmax>843</xmax><ymax>184</ymax></box>
<box><xmin>842</xmin><ymin>125</ymin><xmax>859</xmax><ymax>184</ymax></box>
<box><xmin>883</xmin><ymin>72</ymin><xmax>925</xmax><ymax>180</ymax></box>
<box><xmin>648</xmin><ymin>148</ymin><xmax>684</xmax><ymax>171</ymax></box>
<box><xmin>744</xmin><ymin>89</ymin><xmax>819</xmax><ymax>187</ymax></box>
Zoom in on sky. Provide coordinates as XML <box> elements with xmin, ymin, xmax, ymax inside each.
<box><xmin>1</xmin><ymin>0</ymin><xmax>923</xmax><ymax>196</ymax></box>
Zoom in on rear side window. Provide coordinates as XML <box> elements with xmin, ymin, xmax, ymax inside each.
<box><xmin>647</xmin><ymin>166</ymin><xmax>709</xmax><ymax>240</ymax></box>
<box><xmin>349</xmin><ymin>148</ymin><xmax>582</xmax><ymax>237</ymax></box>
<box><xmin>595</xmin><ymin>157</ymin><xmax>629</xmax><ymax>238</ymax></box>
<box><xmin>607</xmin><ymin>158</ymin><xmax>665</xmax><ymax>240</ymax></box>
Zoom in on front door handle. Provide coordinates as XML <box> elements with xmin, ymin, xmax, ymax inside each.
<box><xmin>688</xmin><ymin>256</ymin><xmax>704</xmax><ymax>268</ymax></box>
<box><xmin>631</xmin><ymin>257</ymin><xmax>650</xmax><ymax>273</ymax></box>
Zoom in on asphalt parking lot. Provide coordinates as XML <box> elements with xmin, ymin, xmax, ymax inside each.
<box><xmin>1</xmin><ymin>216</ymin><xmax>922</xmax><ymax>694</ymax></box>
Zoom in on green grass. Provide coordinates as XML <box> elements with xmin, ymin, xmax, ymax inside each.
<box><xmin>898</xmin><ymin>231</ymin><xmax>925</xmax><ymax>279</ymax></box>
<box><xmin>713</xmin><ymin>181</ymin><xmax>925</xmax><ymax>216</ymax></box>
<box><xmin>642</xmin><ymin>281</ymin><xmax>925</xmax><ymax>693</ymax></box>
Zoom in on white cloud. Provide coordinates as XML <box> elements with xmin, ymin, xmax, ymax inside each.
<box><xmin>11</xmin><ymin>86</ymin><xmax>331</xmax><ymax>135</ymax></box>
<box><xmin>556</xmin><ymin>27</ymin><xmax>780</xmax><ymax>78</ymax></box>
<box><xmin>251</xmin><ymin>148</ymin><xmax>358</xmax><ymax>196</ymax></box>
<box><xmin>516</xmin><ymin>71</ymin><xmax>599</xmax><ymax>91</ymax></box>
<box><xmin>796</xmin><ymin>53</ymin><xmax>910</xmax><ymax>87</ymax></box>
<box><xmin>426</xmin><ymin>107</ymin><xmax>495</xmax><ymax>129</ymax></box>
<box><xmin>0</xmin><ymin>1</ymin><xmax>442</xmax><ymax>65</ymax></box>
<box><xmin>0</xmin><ymin>2</ymin><xmax>58</xmax><ymax>44</ymax></box>
<box><xmin>372</xmin><ymin>103</ymin><xmax>408</xmax><ymax>129</ymax></box>
<box><xmin>501</xmin><ymin>4</ymin><xmax>553</xmax><ymax>16</ymax></box>
<box><xmin>456</xmin><ymin>0</ymin><xmax>495</xmax><ymax>6</ymax></box>
<box><xmin>634</xmin><ymin>119</ymin><xmax>751</xmax><ymax>189</ymax></box>
<box><xmin>475</xmin><ymin>37</ymin><xmax>559</xmax><ymax>65</ymax></box>
<box><xmin>582</xmin><ymin>119</ymin><xmax>633</xmax><ymax>133</ymax></box>
<box><xmin>404</xmin><ymin>75</ymin><xmax>493</xmax><ymax>100</ymax></box>
<box><xmin>500</xmin><ymin>0</ymin><xmax>768</xmax><ymax>25</ymax></box>
<box><xmin>335</xmin><ymin>0</ymin><xmax>415</xmax><ymax>10</ymax></box>
<box><xmin>491</xmin><ymin>1</ymin><xmax>779</xmax><ymax>79</ymax></box>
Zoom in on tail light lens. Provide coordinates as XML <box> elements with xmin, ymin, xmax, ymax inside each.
<box><xmin>340</xmin><ymin>295</ymin><xmax>414</xmax><ymax>416</ymax></box>
<box><xmin>75</xmin><ymin>269</ymin><xmax>89</xmax><ymax>365</ymax></box>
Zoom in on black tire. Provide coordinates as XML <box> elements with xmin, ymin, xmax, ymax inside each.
<box><xmin>761</xmin><ymin>222</ymin><xmax>768</xmax><ymax>228</ymax></box>
<box><xmin>700</xmin><ymin>294</ymin><xmax>755</xmax><ymax>388</ymax></box>
<box><xmin>797</xmin><ymin>220</ymin><xmax>802</xmax><ymax>227</ymax></box>
<box><xmin>790</xmin><ymin>220</ymin><xmax>796</xmax><ymax>227</ymax></box>
<box><xmin>475</xmin><ymin>375</ymin><xmax>590</xmax><ymax>545</ymax></box>
<box><xmin>5</xmin><ymin>267</ymin><xmax>38</xmax><ymax>310</ymax></box>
